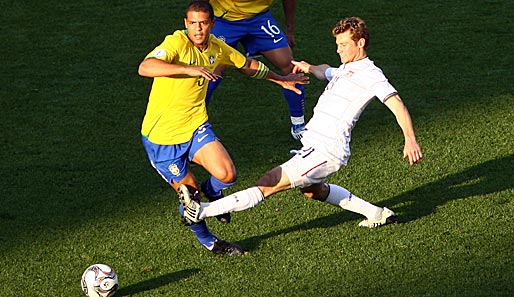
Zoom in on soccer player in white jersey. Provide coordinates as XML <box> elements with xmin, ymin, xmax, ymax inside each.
<box><xmin>179</xmin><ymin>16</ymin><xmax>423</xmax><ymax>232</ymax></box>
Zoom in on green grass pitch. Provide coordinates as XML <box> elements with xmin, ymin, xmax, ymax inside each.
<box><xmin>1</xmin><ymin>0</ymin><xmax>513</xmax><ymax>296</ymax></box>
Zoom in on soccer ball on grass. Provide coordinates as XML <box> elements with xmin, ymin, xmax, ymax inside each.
<box><xmin>81</xmin><ymin>264</ymin><xmax>118</xmax><ymax>297</ymax></box>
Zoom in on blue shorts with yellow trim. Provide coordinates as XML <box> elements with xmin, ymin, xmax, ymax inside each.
<box><xmin>212</xmin><ymin>10</ymin><xmax>289</xmax><ymax>56</ymax></box>
<box><xmin>142</xmin><ymin>122</ymin><xmax>217</xmax><ymax>184</ymax></box>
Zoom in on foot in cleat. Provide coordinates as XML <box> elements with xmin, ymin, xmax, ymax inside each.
<box><xmin>291</xmin><ymin>123</ymin><xmax>306</xmax><ymax>140</ymax></box>
<box><xmin>358</xmin><ymin>207</ymin><xmax>396</xmax><ymax>228</ymax></box>
<box><xmin>211</xmin><ymin>239</ymin><xmax>243</xmax><ymax>256</ymax></box>
<box><xmin>201</xmin><ymin>181</ymin><xmax>231</xmax><ymax>224</ymax></box>
<box><xmin>177</xmin><ymin>184</ymin><xmax>202</xmax><ymax>225</ymax></box>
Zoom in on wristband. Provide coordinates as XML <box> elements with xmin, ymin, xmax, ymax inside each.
<box><xmin>250</xmin><ymin>61</ymin><xmax>269</xmax><ymax>79</ymax></box>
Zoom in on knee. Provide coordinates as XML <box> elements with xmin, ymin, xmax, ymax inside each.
<box><xmin>301</xmin><ymin>190</ymin><xmax>323</xmax><ymax>200</ymax></box>
<box><xmin>279</xmin><ymin>64</ymin><xmax>294</xmax><ymax>75</ymax></box>
<box><xmin>217</xmin><ymin>168</ymin><xmax>237</xmax><ymax>184</ymax></box>
<box><xmin>301</xmin><ymin>191</ymin><xmax>315</xmax><ymax>199</ymax></box>
<box><xmin>300</xmin><ymin>184</ymin><xmax>329</xmax><ymax>201</ymax></box>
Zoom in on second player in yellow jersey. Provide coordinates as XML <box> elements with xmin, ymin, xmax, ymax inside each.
<box><xmin>208</xmin><ymin>0</ymin><xmax>273</xmax><ymax>20</ymax></box>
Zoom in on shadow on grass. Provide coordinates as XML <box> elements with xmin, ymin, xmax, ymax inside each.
<box><xmin>236</xmin><ymin>154</ymin><xmax>514</xmax><ymax>251</ymax></box>
<box><xmin>384</xmin><ymin>153</ymin><xmax>514</xmax><ymax>222</ymax></box>
<box><xmin>237</xmin><ymin>211</ymin><xmax>359</xmax><ymax>251</ymax></box>
<box><xmin>116</xmin><ymin>268</ymin><xmax>200</xmax><ymax>296</ymax></box>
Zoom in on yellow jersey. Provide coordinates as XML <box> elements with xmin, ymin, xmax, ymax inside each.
<box><xmin>141</xmin><ymin>30</ymin><xmax>247</xmax><ymax>144</ymax></box>
<box><xmin>209</xmin><ymin>0</ymin><xmax>274</xmax><ymax>21</ymax></box>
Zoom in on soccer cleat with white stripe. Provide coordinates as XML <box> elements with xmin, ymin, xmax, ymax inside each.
<box><xmin>178</xmin><ymin>184</ymin><xmax>202</xmax><ymax>225</ymax></box>
<box><xmin>291</xmin><ymin>124</ymin><xmax>306</xmax><ymax>140</ymax></box>
<box><xmin>358</xmin><ymin>207</ymin><xmax>396</xmax><ymax>228</ymax></box>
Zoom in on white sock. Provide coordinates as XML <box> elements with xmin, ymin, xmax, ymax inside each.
<box><xmin>324</xmin><ymin>184</ymin><xmax>382</xmax><ymax>219</ymax></box>
<box><xmin>291</xmin><ymin>115</ymin><xmax>305</xmax><ymax>125</ymax></box>
<box><xmin>199</xmin><ymin>186</ymin><xmax>264</xmax><ymax>220</ymax></box>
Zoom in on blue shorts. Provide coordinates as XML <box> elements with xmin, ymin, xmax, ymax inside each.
<box><xmin>212</xmin><ymin>10</ymin><xmax>289</xmax><ymax>56</ymax></box>
<box><xmin>142</xmin><ymin>122</ymin><xmax>218</xmax><ymax>184</ymax></box>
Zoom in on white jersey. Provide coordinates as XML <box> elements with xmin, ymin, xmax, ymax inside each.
<box><xmin>301</xmin><ymin>58</ymin><xmax>397</xmax><ymax>165</ymax></box>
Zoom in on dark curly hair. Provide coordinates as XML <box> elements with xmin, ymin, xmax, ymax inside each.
<box><xmin>332</xmin><ymin>17</ymin><xmax>369</xmax><ymax>49</ymax></box>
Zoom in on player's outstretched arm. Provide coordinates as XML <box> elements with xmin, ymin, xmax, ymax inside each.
<box><xmin>384</xmin><ymin>94</ymin><xmax>423</xmax><ymax>165</ymax></box>
<box><xmin>138</xmin><ymin>58</ymin><xmax>220</xmax><ymax>81</ymax></box>
<box><xmin>238</xmin><ymin>58</ymin><xmax>309</xmax><ymax>94</ymax></box>
<box><xmin>291</xmin><ymin>60</ymin><xmax>331</xmax><ymax>81</ymax></box>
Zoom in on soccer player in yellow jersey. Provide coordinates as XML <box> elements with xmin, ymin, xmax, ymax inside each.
<box><xmin>138</xmin><ymin>1</ymin><xmax>307</xmax><ymax>255</ymax></box>
<box><xmin>201</xmin><ymin>0</ymin><xmax>307</xmax><ymax>140</ymax></box>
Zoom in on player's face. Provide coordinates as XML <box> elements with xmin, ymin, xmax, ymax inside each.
<box><xmin>335</xmin><ymin>31</ymin><xmax>363</xmax><ymax>64</ymax></box>
<box><xmin>184</xmin><ymin>11</ymin><xmax>214</xmax><ymax>49</ymax></box>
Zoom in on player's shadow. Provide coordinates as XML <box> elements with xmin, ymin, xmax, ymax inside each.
<box><xmin>237</xmin><ymin>154</ymin><xmax>514</xmax><ymax>251</ymax></box>
<box><xmin>115</xmin><ymin>268</ymin><xmax>200</xmax><ymax>296</ymax></box>
<box><xmin>382</xmin><ymin>153</ymin><xmax>514</xmax><ymax>222</ymax></box>
<box><xmin>236</xmin><ymin>211</ymin><xmax>359</xmax><ymax>251</ymax></box>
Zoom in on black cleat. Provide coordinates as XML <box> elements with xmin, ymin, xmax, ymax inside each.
<box><xmin>201</xmin><ymin>181</ymin><xmax>231</xmax><ymax>224</ymax></box>
<box><xmin>211</xmin><ymin>240</ymin><xmax>243</xmax><ymax>256</ymax></box>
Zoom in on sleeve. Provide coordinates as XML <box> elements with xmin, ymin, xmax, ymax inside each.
<box><xmin>144</xmin><ymin>35</ymin><xmax>179</xmax><ymax>63</ymax></box>
<box><xmin>216</xmin><ymin>38</ymin><xmax>247</xmax><ymax>69</ymax></box>
<box><xmin>325</xmin><ymin>67</ymin><xmax>338</xmax><ymax>81</ymax></box>
<box><xmin>369</xmin><ymin>69</ymin><xmax>397</xmax><ymax>102</ymax></box>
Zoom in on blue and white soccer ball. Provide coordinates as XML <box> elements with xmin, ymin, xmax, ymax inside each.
<box><xmin>81</xmin><ymin>264</ymin><xmax>118</xmax><ymax>297</ymax></box>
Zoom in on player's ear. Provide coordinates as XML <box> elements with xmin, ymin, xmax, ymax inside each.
<box><xmin>357</xmin><ymin>38</ymin><xmax>365</xmax><ymax>49</ymax></box>
<box><xmin>184</xmin><ymin>18</ymin><xmax>187</xmax><ymax>28</ymax></box>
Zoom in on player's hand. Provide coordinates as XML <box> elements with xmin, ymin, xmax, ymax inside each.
<box><xmin>186</xmin><ymin>66</ymin><xmax>221</xmax><ymax>82</ymax></box>
<box><xmin>403</xmin><ymin>141</ymin><xmax>423</xmax><ymax>165</ymax></box>
<box><xmin>291</xmin><ymin>60</ymin><xmax>311</xmax><ymax>74</ymax></box>
<box><xmin>280</xmin><ymin>73</ymin><xmax>309</xmax><ymax>94</ymax></box>
<box><xmin>284</xmin><ymin>72</ymin><xmax>308</xmax><ymax>82</ymax></box>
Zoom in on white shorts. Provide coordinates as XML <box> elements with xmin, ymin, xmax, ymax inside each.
<box><xmin>280</xmin><ymin>147</ymin><xmax>342</xmax><ymax>189</ymax></box>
